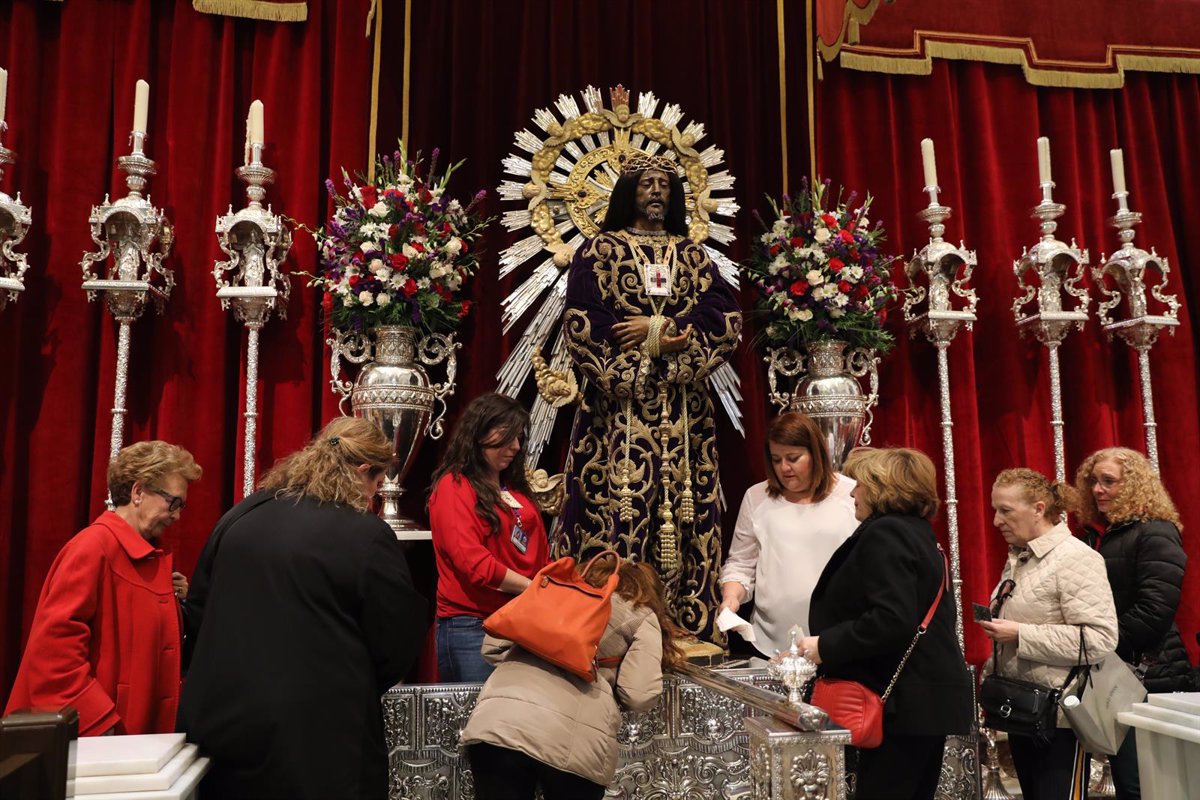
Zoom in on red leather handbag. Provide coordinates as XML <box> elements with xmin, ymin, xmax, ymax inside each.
<box><xmin>483</xmin><ymin>549</ymin><xmax>621</xmax><ymax>682</ymax></box>
<box><xmin>808</xmin><ymin>548</ymin><xmax>949</xmax><ymax>749</ymax></box>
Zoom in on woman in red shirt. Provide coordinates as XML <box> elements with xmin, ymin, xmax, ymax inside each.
<box><xmin>429</xmin><ymin>393</ymin><xmax>549</xmax><ymax>682</ymax></box>
<box><xmin>6</xmin><ymin>441</ymin><xmax>202</xmax><ymax>735</ymax></box>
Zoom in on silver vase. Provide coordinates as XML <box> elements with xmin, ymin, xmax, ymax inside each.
<box><xmin>765</xmin><ymin>340</ymin><xmax>879</xmax><ymax>470</ymax></box>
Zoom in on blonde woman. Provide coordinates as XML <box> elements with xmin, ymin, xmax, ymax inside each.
<box><xmin>6</xmin><ymin>441</ymin><xmax>201</xmax><ymax>735</ymax></box>
<box><xmin>1076</xmin><ymin>447</ymin><xmax>1189</xmax><ymax>800</ymax></box>
<box><xmin>179</xmin><ymin>417</ymin><xmax>428</xmax><ymax>800</ymax></box>
<box><xmin>981</xmin><ymin>468</ymin><xmax>1118</xmax><ymax>800</ymax></box>
<box><xmin>799</xmin><ymin>448</ymin><xmax>972</xmax><ymax>800</ymax></box>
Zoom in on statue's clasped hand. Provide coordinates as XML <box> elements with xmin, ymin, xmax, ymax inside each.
<box><xmin>613</xmin><ymin>316</ymin><xmax>692</xmax><ymax>353</ymax></box>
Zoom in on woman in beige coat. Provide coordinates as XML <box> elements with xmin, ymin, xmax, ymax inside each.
<box><xmin>461</xmin><ymin>561</ymin><xmax>682</xmax><ymax>800</ymax></box>
<box><xmin>979</xmin><ymin>468</ymin><xmax>1118</xmax><ymax>800</ymax></box>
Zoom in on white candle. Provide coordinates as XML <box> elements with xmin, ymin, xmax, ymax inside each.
<box><xmin>249</xmin><ymin>99</ymin><xmax>264</xmax><ymax>145</ymax></box>
<box><xmin>243</xmin><ymin>115</ymin><xmax>250</xmax><ymax>166</ymax></box>
<box><xmin>0</xmin><ymin>68</ymin><xmax>8</xmax><ymax>129</ymax></box>
<box><xmin>920</xmin><ymin>138</ymin><xmax>938</xmax><ymax>188</ymax></box>
<box><xmin>133</xmin><ymin>79</ymin><xmax>149</xmax><ymax>132</ymax></box>
<box><xmin>1110</xmin><ymin>148</ymin><xmax>1127</xmax><ymax>194</ymax></box>
<box><xmin>1037</xmin><ymin>136</ymin><xmax>1052</xmax><ymax>184</ymax></box>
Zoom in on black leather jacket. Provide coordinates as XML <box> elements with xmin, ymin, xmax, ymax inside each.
<box><xmin>1083</xmin><ymin>519</ymin><xmax>1194</xmax><ymax>693</ymax></box>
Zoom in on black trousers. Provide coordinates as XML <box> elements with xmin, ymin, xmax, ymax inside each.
<box><xmin>1009</xmin><ymin>727</ymin><xmax>1090</xmax><ymax>800</ymax></box>
<box><xmin>467</xmin><ymin>742</ymin><xmax>606</xmax><ymax>800</ymax></box>
<box><xmin>853</xmin><ymin>733</ymin><xmax>945</xmax><ymax>800</ymax></box>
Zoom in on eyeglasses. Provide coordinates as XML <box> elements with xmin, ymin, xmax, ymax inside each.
<box><xmin>150</xmin><ymin>487</ymin><xmax>186</xmax><ymax>513</ymax></box>
<box><xmin>990</xmin><ymin>579</ymin><xmax>1016</xmax><ymax>618</ymax></box>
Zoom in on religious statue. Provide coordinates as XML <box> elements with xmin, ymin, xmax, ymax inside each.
<box><xmin>554</xmin><ymin>153</ymin><xmax>742</xmax><ymax>641</ymax></box>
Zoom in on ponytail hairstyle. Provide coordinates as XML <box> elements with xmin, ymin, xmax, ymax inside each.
<box><xmin>993</xmin><ymin>467</ymin><xmax>1080</xmax><ymax>521</ymax></box>
<box><xmin>582</xmin><ymin>558</ymin><xmax>686</xmax><ymax>670</ymax></box>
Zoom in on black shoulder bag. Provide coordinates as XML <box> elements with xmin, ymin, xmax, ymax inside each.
<box><xmin>978</xmin><ymin>581</ymin><xmax>1086</xmax><ymax>746</ymax></box>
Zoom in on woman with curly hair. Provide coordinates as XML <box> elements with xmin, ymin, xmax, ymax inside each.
<box><xmin>461</xmin><ymin>560</ymin><xmax>681</xmax><ymax>800</ymax></box>
<box><xmin>1076</xmin><ymin>446</ymin><xmax>1191</xmax><ymax>800</ymax></box>
<box><xmin>429</xmin><ymin>393</ymin><xmax>550</xmax><ymax>682</ymax></box>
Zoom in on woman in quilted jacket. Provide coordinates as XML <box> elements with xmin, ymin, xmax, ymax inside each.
<box><xmin>980</xmin><ymin>468</ymin><xmax>1118</xmax><ymax>800</ymax></box>
<box><xmin>460</xmin><ymin>560</ymin><xmax>683</xmax><ymax>800</ymax></box>
<box><xmin>1076</xmin><ymin>447</ymin><xmax>1191</xmax><ymax>799</ymax></box>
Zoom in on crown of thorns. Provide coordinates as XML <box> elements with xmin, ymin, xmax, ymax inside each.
<box><xmin>621</xmin><ymin>151</ymin><xmax>680</xmax><ymax>176</ymax></box>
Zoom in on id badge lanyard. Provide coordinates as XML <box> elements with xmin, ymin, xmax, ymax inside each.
<box><xmin>500</xmin><ymin>485</ymin><xmax>529</xmax><ymax>554</ymax></box>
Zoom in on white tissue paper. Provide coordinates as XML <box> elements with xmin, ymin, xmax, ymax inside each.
<box><xmin>716</xmin><ymin>608</ymin><xmax>756</xmax><ymax>642</ymax></box>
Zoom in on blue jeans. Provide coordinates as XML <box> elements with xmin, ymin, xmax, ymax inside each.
<box><xmin>436</xmin><ymin>615</ymin><xmax>494</xmax><ymax>682</ymax></box>
<box><xmin>1108</xmin><ymin>730</ymin><xmax>1141</xmax><ymax>799</ymax></box>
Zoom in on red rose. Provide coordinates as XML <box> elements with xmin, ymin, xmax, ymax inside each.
<box><xmin>414</xmin><ymin>222</ymin><xmax>426</xmax><ymax>236</ymax></box>
<box><xmin>359</xmin><ymin>185</ymin><xmax>378</xmax><ymax>208</ymax></box>
<box><xmin>441</xmin><ymin>222</ymin><xmax>452</xmax><ymax>234</ymax></box>
<box><xmin>789</xmin><ymin>237</ymin><xmax>804</xmax><ymax>248</ymax></box>
<box><xmin>838</xmin><ymin>280</ymin><xmax>852</xmax><ymax>294</ymax></box>
<box><xmin>402</xmin><ymin>278</ymin><xmax>418</xmax><ymax>297</ymax></box>
<box><xmin>822</xmin><ymin>214</ymin><xmax>837</xmax><ymax>227</ymax></box>
<box><xmin>846</xmin><ymin>220</ymin><xmax>857</xmax><ymax>232</ymax></box>
<box><xmin>388</xmin><ymin>253</ymin><xmax>409</xmax><ymax>270</ymax></box>
<box><xmin>433</xmin><ymin>284</ymin><xmax>451</xmax><ymax>301</ymax></box>
<box><xmin>419</xmin><ymin>187</ymin><xmax>433</xmax><ymax>204</ymax></box>
<box><xmin>839</xmin><ymin>230</ymin><xmax>854</xmax><ymax>243</ymax></box>
<box><xmin>769</xmin><ymin>244</ymin><xmax>782</xmax><ymax>256</ymax></box>
<box><xmin>789</xmin><ymin>280</ymin><xmax>809</xmax><ymax>297</ymax></box>
<box><xmin>856</xmin><ymin>284</ymin><xmax>870</xmax><ymax>299</ymax></box>
<box><xmin>460</xmin><ymin>240</ymin><xmax>469</xmax><ymax>254</ymax></box>
<box><xmin>458</xmin><ymin>300</ymin><xmax>472</xmax><ymax>319</ymax></box>
<box><xmin>828</xmin><ymin>258</ymin><xmax>844</xmax><ymax>273</ymax></box>
<box><xmin>409</xmin><ymin>242</ymin><xmax>425</xmax><ymax>253</ymax></box>
<box><xmin>848</xmin><ymin>248</ymin><xmax>859</xmax><ymax>261</ymax></box>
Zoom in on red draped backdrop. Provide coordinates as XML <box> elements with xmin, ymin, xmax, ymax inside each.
<box><xmin>2</xmin><ymin>0</ymin><xmax>1197</xmax><ymax>696</ymax></box>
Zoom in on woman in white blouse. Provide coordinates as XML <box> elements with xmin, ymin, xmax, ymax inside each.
<box><xmin>719</xmin><ymin>412</ymin><xmax>859</xmax><ymax>656</ymax></box>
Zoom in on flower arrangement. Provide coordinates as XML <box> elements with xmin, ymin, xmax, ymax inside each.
<box><xmin>743</xmin><ymin>178</ymin><xmax>897</xmax><ymax>354</ymax></box>
<box><xmin>307</xmin><ymin>145</ymin><xmax>492</xmax><ymax>335</ymax></box>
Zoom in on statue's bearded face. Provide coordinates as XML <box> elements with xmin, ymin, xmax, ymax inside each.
<box><xmin>634</xmin><ymin>169</ymin><xmax>670</xmax><ymax>224</ymax></box>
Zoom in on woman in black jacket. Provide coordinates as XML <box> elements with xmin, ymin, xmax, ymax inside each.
<box><xmin>799</xmin><ymin>447</ymin><xmax>972</xmax><ymax>800</ymax></box>
<box><xmin>1076</xmin><ymin>446</ymin><xmax>1191</xmax><ymax>800</ymax></box>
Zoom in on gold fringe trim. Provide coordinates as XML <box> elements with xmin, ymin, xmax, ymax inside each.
<box><xmin>367</xmin><ymin>0</ymin><xmax>384</xmax><ymax>183</ymax></box>
<box><xmin>841</xmin><ymin>36</ymin><xmax>1200</xmax><ymax>89</ymax></box>
<box><xmin>777</xmin><ymin>0</ymin><xmax>789</xmax><ymax>194</ymax></box>
<box><xmin>191</xmin><ymin>0</ymin><xmax>307</xmax><ymax>22</ymax></box>
<box><xmin>816</xmin><ymin>0</ymin><xmax>887</xmax><ymax>63</ymax></box>
<box><xmin>401</xmin><ymin>0</ymin><xmax>412</xmax><ymax>148</ymax></box>
<box><xmin>806</xmin><ymin>0</ymin><xmax>816</xmax><ymax>182</ymax></box>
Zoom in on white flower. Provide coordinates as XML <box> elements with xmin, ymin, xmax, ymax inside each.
<box><xmin>368</xmin><ymin>258</ymin><xmax>387</xmax><ymax>276</ymax></box>
<box><xmin>806</xmin><ymin>269</ymin><xmax>825</xmax><ymax>285</ymax></box>
<box><xmin>389</xmin><ymin>274</ymin><xmax>406</xmax><ymax>289</ymax></box>
<box><xmin>358</xmin><ymin>290</ymin><xmax>374</xmax><ymax>306</ymax></box>
<box><xmin>360</xmin><ymin>241</ymin><xmax>375</xmax><ymax>253</ymax></box>
<box><xmin>376</xmin><ymin>293</ymin><xmax>392</xmax><ymax>306</ymax></box>
<box><xmin>845</xmin><ymin>265</ymin><xmax>864</xmax><ymax>282</ymax></box>
<box><xmin>335</xmin><ymin>282</ymin><xmax>351</xmax><ymax>296</ymax></box>
<box><xmin>402</xmin><ymin>243</ymin><xmax>419</xmax><ymax>259</ymax></box>
<box><xmin>798</xmin><ymin>308</ymin><xmax>814</xmax><ymax>321</ymax></box>
<box><xmin>417</xmin><ymin>277</ymin><xmax>431</xmax><ymax>290</ymax></box>
<box><xmin>769</xmin><ymin>255</ymin><xmax>787</xmax><ymax>276</ymax></box>
<box><xmin>834</xmin><ymin>293</ymin><xmax>850</xmax><ymax>307</ymax></box>
<box><xmin>369</xmin><ymin>201</ymin><xmax>390</xmax><ymax>218</ymax></box>
<box><xmin>444</xmin><ymin>237</ymin><xmax>463</xmax><ymax>256</ymax></box>
<box><xmin>814</xmin><ymin>227</ymin><xmax>832</xmax><ymax>244</ymax></box>
<box><xmin>760</xmin><ymin>231</ymin><xmax>775</xmax><ymax>244</ymax></box>
<box><xmin>830</xmin><ymin>307</ymin><xmax>846</xmax><ymax>318</ymax></box>
<box><xmin>446</xmin><ymin>273</ymin><xmax>463</xmax><ymax>291</ymax></box>
<box><xmin>771</xmin><ymin>218</ymin><xmax>789</xmax><ymax>236</ymax></box>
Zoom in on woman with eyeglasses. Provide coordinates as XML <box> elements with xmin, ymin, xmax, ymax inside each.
<box><xmin>6</xmin><ymin>441</ymin><xmax>202</xmax><ymax>735</ymax></box>
<box><xmin>429</xmin><ymin>393</ymin><xmax>550</xmax><ymax>682</ymax></box>
<box><xmin>179</xmin><ymin>416</ymin><xmax>427</xmax><ymax>800</ymax></box>
<box><xmin>1075</xmin><ymin>448</ymin><xmax>1190</xmax><ymax>799</ymax></box>
<box><xmin>980</xmin><ymin>468</ymin><xmax>1118</xmax><ymax>800</ymax></box>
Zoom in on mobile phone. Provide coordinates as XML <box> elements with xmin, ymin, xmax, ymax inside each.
<box><xmin>972</xmin><ymin>602</ymin><xmax>993</xmax><ymax>623</ymax></box>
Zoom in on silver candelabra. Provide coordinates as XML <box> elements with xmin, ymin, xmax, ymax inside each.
<box><xmin>902</xmin><ymin>165</ymin><xmax>977</xmax><ymax>652</ymax></box>
<box><xmin>0</xmin><ymin>130</ymin><xmax>31</xmax><ymax>311</ymax></box>
<box><xmin>1012</xmin><ymin>169</ymin><xmax>1090</xmax><ymax>483</ymax></box>
<box><xmin>1093</xmin><ymin>172</ymin><xmax>1180</xmax><ymax>472</ymax></box>
<box><xmin>81</xmin><ymin>127</ymin><xmax>174</xmax><ymax>478</ymax></box>
<box><xmin>213</xmin><ymin>141</ymin><xmax>292</xmax><ymax>499</ymax></box>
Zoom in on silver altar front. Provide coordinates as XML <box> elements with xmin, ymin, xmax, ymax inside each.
<box><xmin>383</xmin><ymin>667</ymin><xmax>981</xmax><ymax>800</ymax></box>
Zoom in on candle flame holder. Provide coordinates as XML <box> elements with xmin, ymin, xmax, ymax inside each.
<box><xmin>0</xmin><ymin>141</ymin><xmax>32</xmax><ymax>311</ymax></box>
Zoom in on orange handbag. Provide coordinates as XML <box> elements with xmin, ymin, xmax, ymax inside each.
<box><xmin>483</xmin><ymin>549</ymin><xmax>621</xmax><ymax>682</ymax></box>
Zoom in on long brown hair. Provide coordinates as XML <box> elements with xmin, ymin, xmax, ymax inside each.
<box><xmin>583</xmin><ymin>559</ymin><xmax>685</xmax><ymax>670</ymax></box>
<box><xmin>763</xmin><ymin>412</ymin><xmax>836</xmax><ymax>501</ymax></box>
<box><xmin>259</xmin><ymin>417</ymin><xmax>391</xmax><ymax>511</ymax></box>
<box><xmin>429</xmin><ymin>393</ymin><xmax>532</xmax><ymax>535</ymax></box>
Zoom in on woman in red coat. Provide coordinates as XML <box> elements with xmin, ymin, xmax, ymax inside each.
<box><xmin>429</xmin><ymin>393</ymin><xmax>550</xmax><ymax>682</ymax></box>
<box><xmin>5</xmin><ymin>441</ymin><xmax>202</xmax><ymax>735</ymax></box>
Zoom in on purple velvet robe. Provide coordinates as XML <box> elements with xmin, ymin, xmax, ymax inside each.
<box><xmin>553</xmin><ymin>230</ymin><xmax>741</xmax><ymax>641</ymax></box>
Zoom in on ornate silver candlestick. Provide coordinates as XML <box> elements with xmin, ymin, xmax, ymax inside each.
<box><xmin>0</xmin><ymin>139</ymin><xmax>31</xmax><ymax>311</ymax></box>
<box><xmin>1012</xmin><ymin>179</ymin><xmax>1090</xmax><ymax>482</ymax></box>
<box><xmin>1093</xmin><ymin>181</ymin><xmax>1179</xmax><ymax>472</ymax></box>
<box><xmin>81</xmin><ymin>127</ymin><xmax>174</xmax><ymax>472</ymax></box>
<box><xmin>213</xmin><ymin>142</ymin><xmax>291</xmax><ymax>498</ymax></box>
<box><xmin>902</xmin><ymin>169</ymin><xmax>977</xmax><ymax>651</ymax></box>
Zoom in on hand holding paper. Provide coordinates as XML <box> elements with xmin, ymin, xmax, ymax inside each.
<box><xmin>716</xmin><ymin>607</ymin><xmax>755</xmax><ymax>643</ymax></box>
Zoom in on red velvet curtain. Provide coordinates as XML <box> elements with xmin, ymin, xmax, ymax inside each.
<box><xmin>817</xmin><ymin>58</ymin><xmax>1200</xmax><ymax>666</ymax></box>
<box><xmin>0</xmin><ymin>0</ymin><xmax>373</xmax><ymax>696</ymax></box>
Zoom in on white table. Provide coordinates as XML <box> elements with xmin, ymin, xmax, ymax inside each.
<box><xmin>1117</xmin><ymin>691</ymin><xmax>1200</xmax><ymax>800</ymax></box>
